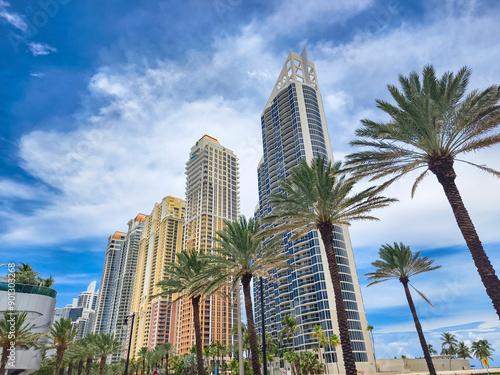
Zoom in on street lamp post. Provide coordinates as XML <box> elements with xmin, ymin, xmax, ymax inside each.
<box><xmin>124</xmin><ymin>313</ymin><xmax>136</xmax><ymax>375</ymax></box>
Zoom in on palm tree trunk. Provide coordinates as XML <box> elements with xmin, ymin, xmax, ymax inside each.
<box><xmin>59</xmin><ymin>366</ymin><xmax>65</xmax><ymax>375</ymax></box>
<box><xmin>142</xmin><ymin>358</ymin><xmax>145</xmax><ymax>375</ymax></box>
<box><xmin>430</xmin><ymin>160</ymin><xmax>500</xmax><ymax>319</ymax></box>
<box><xmin>1</xmin><ymin>346</ymin><xmax>9</xmax><ymax>375</ymax></box>
<box><xmin>68</xmin><ymin>362</ymin><xmax>74</xmax><ymax>375</ymax></box>
<box><xmin>318</xmin><ymin>224</ymin><xmax>357</xmax><ymax>375</ymax></box>
<box><xmin>165</xmin><ymin>353</ymin><xmax>169</xmax><ymax>375</ymax></box>
<box><xmin>401</xmin><ymin>280</ymin><xmax>436</xmax><ymax>375</ymax></box>
<box><xmin>192</xmin><ymin>295</ymin><xmax>207</xmax><ymax>375</ymax></box>
<box><xmin>100</xmin><ymin>355</ymin><xmax>107</xmax><ymax>375</ymax></box>
<box><xmin>370</xmin><ymin>331</ymin><xmax>378</xmax><ymax>372</ymax></box>
<box><xmin>241</xmin><ymin>273</ymin><xmax>261</xmax><ymax>375</ymax></box>
<box><xmin>77</xmin><ymin>359</ymin><xmax>84</xmax><ymax>375</ymax></box>
<box><xmin>56</xmin><ymin>348</ymin><xmax>65</xmax><ymax>375</ymax></box>
<box><xmin>86</xmin><ymin>357</ymin><xmax>92</xmax><ymax>375</ymax></box>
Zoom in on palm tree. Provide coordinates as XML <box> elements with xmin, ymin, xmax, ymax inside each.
<box><xmin>49</xmin><ymin>318</ymin><xmax>79</xmax><ymax>375</ymax></box>
<box><xmin>80</xmin><ymin>334</ymin><xmax>98</xmax><ymax>375</ymax></box>
<box><xmin>471</xmin><ymin>339</ymin><xmax>495</xmax><ymax>367</ymax></box>
<box><xmin>138</xmin><ymin>346</ymin><xmax>148</xmax><ymax>375</ymax></box>
<box><xmin>441</xmin><ymin>332</ymin><xmax>458</xmax><ymax>370</ymax></box>
<box><xmin>329</xmin><ymin>334</ymin><xmax>341</xmax><ymax>374</ymax></box>
<box><xmin>312</xmin><ymin>325</ymin><xmax>327</xmax><ymax>365</ymax></box>
<box><xmin>427</xmin><ymin>344</ymin><xmax>437</xmax><ymax>355</ymax></box>
<box><xmin>0</xmin><ymin>311</ymin><xmax>40</xmax><ymax>375</ymax></box>
<box><xmin>156</xmin><ymin>249</ymin><xmax>210</xmax><ymax>375</ymax></box>
<box><xmin>280</xmin><ymin>315</ymin><xmax>301</xmax><ymax>352</ymax></box>
<box><xmin>366</xmin><ymin>325</ymin><xmax>378</xmax><ymax>372</ymax></box>
<box><xmin>93</xmin><ymin>333</ymin><xmax>122</xmax><ymax>375</ymax></box>
<box><xmin>456</xmin><ymin>342</ymin><xmax>471</xmax><ymax>360</ymax></box>
<box><xmin>14</xmin><ymin>263</ymin><xmax>40</xmax><ymax>285</ymax></box>
<box><xmin>156</xmin><ymin>342</ymin><xmax>176</xmax><ymax>375</ymax></box>
<box><xmin>365</xmin><ymin>242</ymin><xmax>441</xmax><ymax>375</ymax></box>
<box><xmin>264</xmin><ymin>156</ymin><xmax>396</xmax><ymax>375</ymax></box>
<box><xmin>203</xmin><ymin>216</ymin><xmax>292</xmax><ymax>375</ymax></box>
<box><xmin>345</xmin><ymin>65</ymin><xmax>500</xmax><ymax>318</ymax></box>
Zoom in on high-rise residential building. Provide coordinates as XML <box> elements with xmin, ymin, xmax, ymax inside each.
<box><xmin>174</xmin><ymin>135</ymin><xmax>239</xmax><ymax>356</ymax></box>
<box><xmin>130</xmin><ymin>196</ymin><xmax>185</xmax><ymax>357</ymax></box>
<box><xmin>254</xmin><ymin>48</ymin><xmax>376</xmax><ymax>374</ymax></box>
<box><xmin>75</xmin><ymin>281</ymin><xmax>99</xmax><ymax>340</ymax></box>
<box><xmin>109</xmin><ymin>214</ymin><xmax>146</xmax><ymax>361</ymax></box>
<box><xmin>93</xmin><ymin>232</ymin><xmax>126</xmax><ymax>334</ymax></box>
<box><xmin>78</xmin><ymin>280</ymin><xmax>99</xmax><ymax>310</ymax></box>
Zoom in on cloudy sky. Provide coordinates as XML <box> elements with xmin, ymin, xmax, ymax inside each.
<box><xmin>1</xmin><ymin>0</ymin><xmax>499</xmax><ymax>367</ymax></box>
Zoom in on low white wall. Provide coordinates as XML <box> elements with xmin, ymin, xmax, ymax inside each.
<box><xmin>378</xmin><ymin>358</ymin><xmax>471</xmax><ymax>373</ymax></box>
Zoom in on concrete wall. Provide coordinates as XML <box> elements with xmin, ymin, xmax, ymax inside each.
<box><xmin>378</xmin><ymin>358</ymin><xmax>471</xmax><ymax>372</ymax></box>
<box><xmin>0</xmin><ymin>289</ymin><xmax>56</xmax><ymax>374</ymax></box>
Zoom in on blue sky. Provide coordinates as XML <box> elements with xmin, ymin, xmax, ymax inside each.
<box><xmin>1</xmin><ymin>0</ymin><xmax>500</xmax><ymax>367</ymax></box>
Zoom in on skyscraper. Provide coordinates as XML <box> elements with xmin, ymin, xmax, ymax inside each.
<box><xmin>109</xmin><ymin>214</ymin><xmax>146</xmax><ymax>361</ymax></box>
<box><xmin>130</xmin><ymin>196</ymin><xmax>185</xmax><ymax>356</ymax></box>
<box><xmin>254</xmin><ymin>48</ymin><xmax>375</xmax><ymax>373</ymax></box>
<box><xmin>174</xmin><ymin>135</ymin><xmax>239</xmax><ymax>355</ymax></box>
<box><xmin>93</xmin><ymin>231</ymin><xmax>126</xmax><ymax>334</ymax></box>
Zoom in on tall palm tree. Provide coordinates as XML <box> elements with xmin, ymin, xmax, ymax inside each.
<box><xmin>366</xmin><ymin>325</ymin><xmax>378</xmax><ymax>372</ymax></box>
<box><xmin>345</xmin><ymin>65</ymin><xmax>500</xmax><ymax>318</ymax></box>
<box><xmin>0</xmin><ymin>311</ymin><xmax>40</xmax><ymax>375</ymax></box>
<box><xmin>156</xmin><ymin>249</ymin><xmax>210</xmax><ymax>375</ymax></box>
<box><xmin>329</xmin><ymin>334</ymin><xmax>341</xmax><ymax>374</ymax></box>
<box><xmin>203</xmin><ymin>216</ymin><xmax>292</xmax><ymax>375</ymax></box>
<box><xmin>264</xmin><ymin>156</ymin><xmax>396</xmax><ymax>375</ymax></box>
<box><xmin>80</xmin><ymin>334</ymin><xmax>98</xmax><ymax>375</ymax></box>
<box><xmin>138</xmin><ymin>346</ymin><xmax>148</xmax><ymax>375</ymax></box>
<box><xmin>456</xmin><ymin>342</ymin><xmax>471</xmax><ymax>360</ymax></box>
<box><xmin>441</xmin><ymin>332</ymin><xmax>458</xmax><ymax>370</ymax></box>
<box><xmin>49</xmin><ymin>318</ymin><xmax>79</xmax><ymax>375</ymax></box>
<box><xmin>93</xmin><ymin>333</ymin><xmax>122</xmax><ymax>375</ymax></box>
<box><xmin>280</xmin><ymin>315</ymin><xmax>301</xmax><ymax>352</ymax></box>
<box><xmin>312</xmin><ymin>325</ymin><xmax>327</xmax><ymax>365</ymax></box>
<box><xmin>471</xmin><ymin>339</ymin><xmax>494</xmax><ymax>367</ymax></box>
<box><xmin>365</xmin><ymin>242</ymin><xmax>441</xmax><ymax>375</ymax></box>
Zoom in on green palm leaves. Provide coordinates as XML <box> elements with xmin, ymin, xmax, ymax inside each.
<box><xmin>265</xmin><ymin>157</ymin><xmax>396</xmax><ymax>236</ymax></box>
<box><xmin>205</xmin><ymin>216</ymin><xmax>291</xmax><ymax>292</ymax></box>
<box><xmin>366</xmin><ymin>242</ymin><xmax>441</xmax><ymax>306</ymax></box>
<box><xmin>346</xmin><ymin>65</ymin><xmax>500</xmax><ymax>193</ymax></box>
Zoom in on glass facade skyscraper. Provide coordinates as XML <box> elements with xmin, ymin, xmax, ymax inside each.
<box><xmin>254</xmin><ymin>48</ymin><xmax>376</xmax><ymax>373</ymax></box>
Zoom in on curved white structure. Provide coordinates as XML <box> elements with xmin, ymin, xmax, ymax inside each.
<box><xmin>0</xmin><ymin>283</ymin><xmax>56</xmax><ymax>375</ymax></box>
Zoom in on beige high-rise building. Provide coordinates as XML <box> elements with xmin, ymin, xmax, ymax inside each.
<box><xmin>174</xmin><ymin>135</ymin><xmax>239</xmax><ymax>355</ymax></box>
<box><xmin>130</xmin><ymin>196</ymin><xmax>185</xmax><ymax>356</ymax></box>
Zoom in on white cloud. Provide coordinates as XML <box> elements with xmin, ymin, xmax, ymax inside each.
<box><xmin>27</xmin><ymin>42</ymin><xmax>57</xmax><ymax>56</ymax></box>
<box><xmin>0</xmin><ymin>179</ymin><xmax>50</xmax><ymax>200</ymax></box>
<box><xmin>0</xmin><ymin>1</ymin><xmax>27</xmax><ymax>32</ymax></box>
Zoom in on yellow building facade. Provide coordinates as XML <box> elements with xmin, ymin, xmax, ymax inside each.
<box><xmin>174</xmin><ymin>135</ymin><xmax>239</xmax><ymax>355</ymax></box>
<box><xmin>130</xmin><ymin>196</ymin><xmax>185</xmax><ymax>356</ymax></box>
